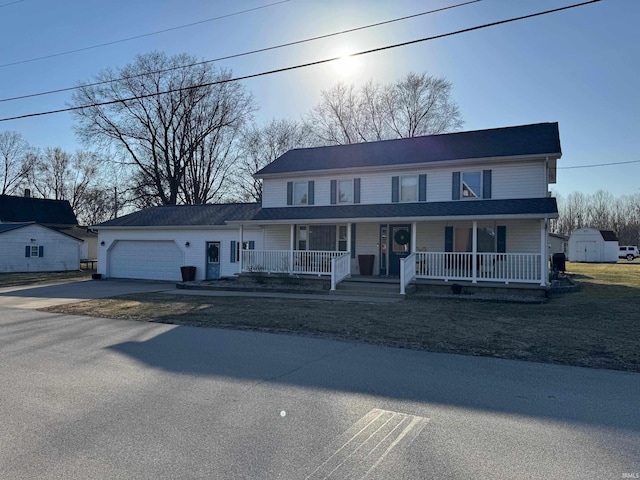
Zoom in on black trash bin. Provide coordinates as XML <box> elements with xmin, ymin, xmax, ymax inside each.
<box><xmin>180</xmin><ymin>266</ymin><xmax>196</xmax><ymax>282</ymax></box>
<box><xmin>552</xmin><ymin>253</ymin><xmax>566</xmax><ymax>273</ymax></box>
<box><xmin>358</xmin><ymin>254</ymin><xmax>375</xmax><ymax>276</ymax></box>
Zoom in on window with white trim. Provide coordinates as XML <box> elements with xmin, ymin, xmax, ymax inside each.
<box><xmin>338</xmin><ymin>180</ymin><xmax>353</xmax><ymax>203</ymax></box>
<box><xmin>462</xmin><ymin>172</ymin><xmax>482</xmax><ymax>199</ymax></box>
<box><xmin>296</xmin><ymin>224</ymin><xmax>348</xmax><ymax>252</ymax></box>
<box><xmin>400</xmin><ymin>176</ymin><xmax>418</xmax><ymax>202</ymax></box>
<box><xmin>293</xmin><ymin>182</ymin><xmax>308</xmax><ymax>205</ymax></box>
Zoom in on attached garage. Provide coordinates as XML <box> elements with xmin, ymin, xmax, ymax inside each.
<box><xmin>108</xmin><ymin>240</ymin><xmax>184</xmax><ymax>281</ymax></box>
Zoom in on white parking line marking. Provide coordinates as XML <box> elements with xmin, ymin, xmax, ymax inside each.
<box><xmin>305</xmin><ymin>408</ymin><xmax>429</xmax><ymax>480</ymax></box>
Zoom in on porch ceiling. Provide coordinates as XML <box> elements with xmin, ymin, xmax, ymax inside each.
<box><xmin>235</xmin><ymin>198</ymin><xmax>558</xmax><ymax>225</ymax></box>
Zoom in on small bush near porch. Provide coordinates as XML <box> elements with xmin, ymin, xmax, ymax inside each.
<box><xmin>44</xmin><ymin>262</ymin><xmax>640</xmax><ymax>372</ymax></box>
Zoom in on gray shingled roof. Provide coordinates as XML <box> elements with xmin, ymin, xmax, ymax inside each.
<box><xmin>0</xmin><ymin>194</ymin><xmax>77</xmax><ymax>225</ymax></box>
<box><xmin>599</xmin><ymin>230</ymin><xmax>618</xmax><ymax>241</ymax></box>
<box><xmin>0</xmin><ymin>222</ymin><xmax>32</xmax><ymax>234</ymax></box>
<box><xmin>255</xmin><ymin>123</ymin><xmax>561</xmax><ymax>176</ymax></box>
<box><xmin>96</xmin><ymin>203</ymin><xmax>262</xmax><ymax>227</ymax></box>
<box><xmin>249</xmin><ymin>198</ymin><xmax>558</xmax><ymax>222</ymax></box>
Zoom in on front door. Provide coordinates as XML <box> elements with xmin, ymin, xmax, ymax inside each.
<box><xmin>388</xmin><ymin>224</ymin><xmax>411</xmax><ymax>276</ymax></box>
<box><xmin>206</xmin><ymin>241</ymin><xmax>220</xmax><ymax>279</ymax></box>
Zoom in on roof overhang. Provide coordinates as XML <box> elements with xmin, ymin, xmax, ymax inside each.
<box><xmin>255</xmin><ymin>153</ymin><xmax>562</xmax><ymax>179</ymax></box>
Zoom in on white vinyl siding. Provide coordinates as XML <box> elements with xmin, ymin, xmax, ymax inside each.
<box><xmin>353</xmin><ymin>222</ymin><xmax>379</xmax><ymax>274</ymax></box>
<box><xmin>414</xmin><ymin>220</ymin><xmax>540</xmax><ymax>254</ymax></box>
<box><xmin>0</xmin><ymin>224</ymin><xmax>81</xmax><ymax>273</ymax></box>
<box><xmin>98</xmin><ymin>228</ymin><xmax>262</xmax><ymax>280</ymax></box>
<box><xmin>262</xmin><ymin>224</ymin><xmax>291</xmax><ymax>250</ymax></box>
<box><xmin>261</xmin><ymin>160</ymin><xmax>547</xmax><ymax>207</ymax></box>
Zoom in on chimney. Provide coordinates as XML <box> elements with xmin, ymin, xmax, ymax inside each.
<box><xmin>24</xmin><ymin>189</ymin><xmax>31</xmax><ymax>198</ymax></box>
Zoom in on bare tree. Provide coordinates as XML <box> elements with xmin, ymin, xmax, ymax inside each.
<box><xmin>235</xmin><ymin>119</ymin><xmax>311</xmax><ymax>202</ymax></box>
<box><xmin>0</xmin><ymin>131</ymin><xmax>34</xmax><ymax>195</ymax></box>
<box><xmin>305</xmin><ymin>72</ymin><xmax>463</xmax><ymax>145</ymax></box>
<box><xmin>72</xmin><ymin>51</ymin><xmax>256</xmax><ymax>206</ymax></box>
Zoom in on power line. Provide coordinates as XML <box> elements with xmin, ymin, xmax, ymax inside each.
<box><xmin>0</xmin><ymin>0</ymin><xmax>23</xmax><ymax>7</ymax></box>
<box><xmin>0</xmin><ymin>0</ymin><xmax>291</xmax><ymax>69</ymax></box>
<box><xmin>0</xmin><ymin>0</ymin><xmax>481</xmax><ymax>104</ymax></box>
<box><xmin>558</xmin><ymin>159</ymin><xmax>640</xmax><ymax>169</ymax></box>
<box><xmin>0</xmin><ymin>0</ymin><xmax>601</xmax><ymax>123</ymax></box>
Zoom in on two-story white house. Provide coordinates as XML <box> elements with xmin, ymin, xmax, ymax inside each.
<box><xmin>95</xmin><ymin>122</ymin><xmax>561</xmax><ymax>291</ymax></box>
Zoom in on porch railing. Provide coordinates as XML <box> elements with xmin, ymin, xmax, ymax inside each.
<box><xmin>241</xmin><ymin>250</ymin><xmax>345</xmax><ymax>276</ymax></box>
<box><xmin>400</xmin><ymin>252</ymin><xmax>417</xmax><ymax>295</ymax></box>
<box><xmin>330</xmin><ymin>252</ymin><xmax>351</xmax><ymax>290</ymax></box>
<box><xmin>414</xmin><ymin>252</ymin><xmax>542</xmax><ymax>284</ymax></box>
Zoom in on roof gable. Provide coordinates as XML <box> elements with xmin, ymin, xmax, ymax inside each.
<box><xmin>0</xmin><ymin>194</ymin><xmax>77</xmax><ymax>225</ymax></box>
<box><xmin>255</xmin><ymin>123</ymin><xmax>561</xmax><ymax>176</ymax></box>
<box><xmin>96</xmin><ymin>203</ymin><xmax>262</xmax><ymax>228</ymax></box>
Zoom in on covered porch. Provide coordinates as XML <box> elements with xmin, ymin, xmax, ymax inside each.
<box><xmin>236</xmin><ymin>217</ymin><xmax>550</xmax><ymax>294</ymax></box>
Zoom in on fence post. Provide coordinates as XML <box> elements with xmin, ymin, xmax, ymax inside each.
<box><xmin>330</xmin><ymin>257</ymin><xmax>337</xmax><ymax>291</ymax></box>
<box><xmin>400</xmin><ymin>257</ymin><xmax>406</xmax><ymax>295</ymax></box>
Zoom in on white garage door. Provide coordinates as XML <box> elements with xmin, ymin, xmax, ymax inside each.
<box><xmin>108</xmin><ymin>241</ymin><xmax>184</xmax><ymax>281</ymax></box>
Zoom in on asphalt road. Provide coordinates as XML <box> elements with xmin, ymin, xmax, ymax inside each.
<box><xmin>0</xmin><ymin>283</ymin><xmax>639</xmax><ymax>479</ymax></box>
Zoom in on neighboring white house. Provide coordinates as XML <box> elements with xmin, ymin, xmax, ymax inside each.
<box><xmin>0</xmin><ymin>192</ymin><xmax>93</xmax><ymax>270</ymax></box>
<box><xmin>0</xmin><ymin>223</ymin><xmax>83</xmax><ymax>273</ymax></box>
<box><xmin>549</xmin><ymin>232</ymin><xmax>569</xmax><ymax>256</ymax></box>
<box><xmin>96</xmin><ymin>122</ymin><xmax>562</xmax><ymax>288</ymax></box>
<box><xmin>568</xmin><ymin>228</ymin><xmax>619</xmax><ymax>263</ymax></box>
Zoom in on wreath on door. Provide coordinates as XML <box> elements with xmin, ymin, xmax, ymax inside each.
<box><xmin>394</xmin><ymin>229</ymin><xmax>410</xmax><ymax>246</ymax></box>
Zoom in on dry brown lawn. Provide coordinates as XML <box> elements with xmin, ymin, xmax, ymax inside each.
<box><xmin>42</xmin><ymin>261</ymin><xmax>640</xmax><ymax>372</ymax></box>
<box><xmin>0</xmin><ymin>270</ymin><xmax>93</xmax><ymax>288</ymax></box>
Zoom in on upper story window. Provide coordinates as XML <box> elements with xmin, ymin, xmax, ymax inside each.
<box><xmin>293</xmin><ymin>181</ymin><xmax>308</xmax><ymax>205</ymax></box>
<box><xmin>453</xmin><ymin>170</ymin><xmax>491</xmax><ymax>200</ymax></box>
<box><xmin>400</xmin><ymin>176</ymin><xmax>418</xmax><ymax>202</ymax></box>
<box><xmin>338</xmin><ymin>180</ymin><xmax>353</xmax><ymax>203</ymax></box>
<box><xmin>462</xmin><ymin>172</ymin><xmax>481</xmax><ymax>199</ymax></box>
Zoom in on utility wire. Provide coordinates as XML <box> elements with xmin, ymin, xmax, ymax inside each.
<box><xmin>0</xmin><ymin>0</ymin><xmax>23</xmax><ymax>7</ymax></box>
<box><xmin>0</xmin><ymin>0</ymin><xmax>601</xmax><ymax>123</ymax></box>
<box><xmin>0</xmin><ymin>0</ymin><xmax>290</xmax><ymax>69</ymax></box>
<box><xmin>0</xmin><ymin>0</ymin><xmax>481</xmax><ymax>104</ymax></box>
<box><xmin>558</xmin><ymin>159</ymin><xmax>640</xmax><ymax>169</ymax></box>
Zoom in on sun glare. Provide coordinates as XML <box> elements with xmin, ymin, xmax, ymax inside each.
<box><xmin>332</xmin><ymin>51</ymin><xmax>360</xmax><ymax>77</ymax></box>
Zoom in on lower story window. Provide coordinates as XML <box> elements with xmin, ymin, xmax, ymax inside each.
<box><xmin>297</xmin><ymin>224</ymin><xmax>348</xmax><ymax>251</ymax></box>
<box><xmin>454</xmin><ymin>227</ymin><xmax>496</xmax><ymax>252</ymax></box>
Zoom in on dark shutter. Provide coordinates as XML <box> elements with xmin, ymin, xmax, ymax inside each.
<box><xmin>25</xmin><ymin>246</ymin><xmax>30</xmax><ymax>257</ymax></box>
<box><xmin>286</xmin><ymin>182</ymin><xmax>293</xmax><ymax>205</ymax></box>
<box><xmin>38</xmin><ymin>246</ymin><xmax>44</xmax><ymax>257</ymax></box>
<box><xmin>445</xmin><ymin>226</ymin><xmax>454</xmax><ymax>252</ymax></box>
<box><xmin>354</xmin><ymin>178</ymin><xmax>361</xmax><ymax>204</ymax></box>
<box><xmin>350</xmin><ymin>224</ymin><xmax>356</xmax><ymax>259</ymax></box>
<box><xmin>497</xmin><ymin>226</ymin><xmax>506</xmax><ymax>253</ymax></box>
<box><xmin>418</xmin><ymin>174</ymin><xmax>427</xmax><ymax>202</ymax></box>
<box><xmin>230</xmin><ymin>241</ymin><xmax>236</xmax><ymax>263</ymax></box>
<box><xmin>330</xmin><ymin>180</ymin><xmax>337</xmax><ymax>204</ymax></box>
<box><xmin>308</xmin><ymin>181</ymin><xmax>314</xmax><ymax>205</ymax></box>
<box><xmin>391</xmin><ymin>176</ymin><xmax>399</xmax><ymax>203</ymax></box>
<box><xmin>248</xmin><ymin>241</ymin><xmax>255</xmax><ymax>250</ymax></box>
<box><xmin>452</xmin><ymin>172</ymin><xmax>461</xmax><ymax>200</ymax></box>
<box><xmin>483</xmin><ymin>170</ymin><xmax>492</xmax><ymax>199</ymax></box>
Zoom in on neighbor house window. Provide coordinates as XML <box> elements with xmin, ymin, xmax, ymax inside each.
<box><xmin>293</xmin><ymin>182</ymin><xmax>308</xmax><ymax>205</ymax></box>
<box><xmin>338</xmin><ymin>180</ymin><xmax>353</xmax><ymax>203</ymax></box>
<box><xmin>400</xmin><ymin>176</ymin><xmax>418</xmax><ymax>202</ymax></box>
<box><xmin>25</xmin><ymin>245</ymin><xmax>43</xmax><ymax>258</ymax></box>
<box><xmin>462</xmin><ymin>172</ymin><xmax>482</xmax><ymax>199</ymax></box>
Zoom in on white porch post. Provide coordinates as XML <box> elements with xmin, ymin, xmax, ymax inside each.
<box><xmin>411</xmin><ymin>222</ymin><xmax>417</xmax><ymax>253</ymax></box>
<box><xmin>238</xmin><ymin>224</ymin><xmax>244</xmax><ymax>273</ymax></box>
<box><xmin>472</xmin><ymin>220</ymin><xmax>478</xmax><ymax>283</ymax></box>
<box><xmin>540</xmin><ymin>219</ymin><xmax>547</xmax><ymax>286</ymax></box>
<box><xmin>289</xmin><ymin>224</ymin><xmax>295</xmax><ymax>274</ymax></box>
<box><xmin>347</xmin><ymin>222</ymin><xmax>352</xmax><ymax>256</ymax></box>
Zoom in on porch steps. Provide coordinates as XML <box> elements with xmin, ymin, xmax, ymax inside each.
<box><xmin>332</xmin><ymin>278</ymin><xmax>413</xmax><ymax>298</ymax></box>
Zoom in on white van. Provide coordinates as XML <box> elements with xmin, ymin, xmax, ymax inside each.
<box><xmin>618</xmin><ymin>245</ymin><xmax>640</xmax><ymax>261</ymax></box>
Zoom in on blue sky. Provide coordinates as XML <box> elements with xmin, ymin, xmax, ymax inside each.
<box><xmin>0</xmin><ymin>0</ymin><xmax>637</xmax><ymax>197</ymax></box>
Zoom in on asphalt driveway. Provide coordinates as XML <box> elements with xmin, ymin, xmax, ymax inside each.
<box><xmin>0</xmin><ymin>279</ymin><xmax>175</xmax><ymax>309</ymax></box>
